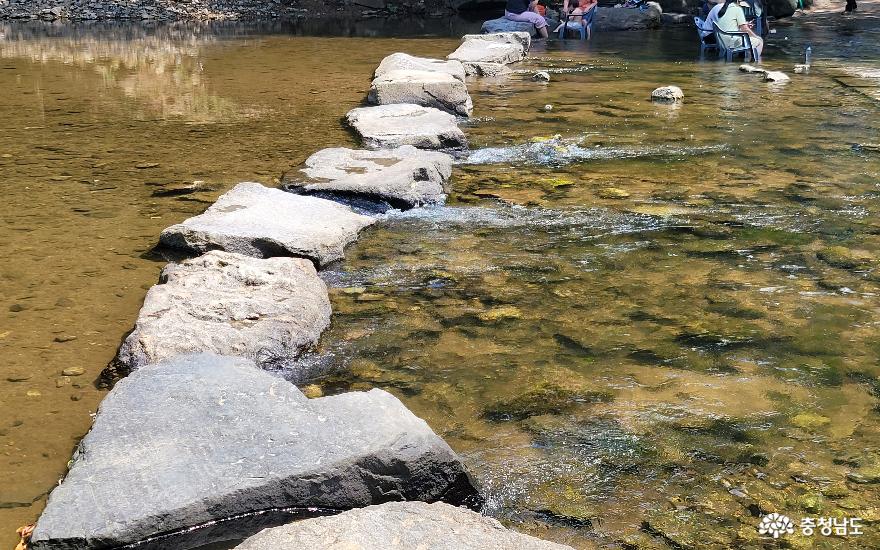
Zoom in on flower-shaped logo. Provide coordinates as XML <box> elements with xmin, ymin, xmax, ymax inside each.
<box><xmin>758</xmin><ymin>513</ymin><xmax>795</xmax><ymax>538</ymax></box>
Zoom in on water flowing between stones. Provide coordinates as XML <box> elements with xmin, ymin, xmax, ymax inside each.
<box><xmin>1</xmin><ymin>13</ymin><xmax>879</xmax><ymax>549</ymax></box>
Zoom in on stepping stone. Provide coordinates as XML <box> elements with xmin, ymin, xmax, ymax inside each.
<box><xmin>346</xmin><ymin>104</ymin><xmax>467</xmax><ymax>150</ymax></box>
<box><xmin>113</xmin><ymin>251</ymin><xmax>331</xmax><ymax>380</ymax></box>
<box><xmin>159</xmin><ymin>182</ymin><xmax>375</xmax><ymax>267</ymax></box>
<box><xmin>30</xmin><ymin>354</ymin><xmax>482</xmax><ymax>550</ymax></box>
<box><xmin>285</xmin><ymin>145</ymin><xmax>453</xmax><ymax>208</ymax></box>
<box><xmin>448</xmin><ymin>32</ymin><xmax>531</xmax><ymax>65</ymax></box>
<box><xmin>234</xmin><ymin>501</ymin><xmax>574</xmax><ymax>550</ymax></box>
<box><xmin>374</xmin><ymin>52</ymin><xmax>466</xmax><ymax>82</ymax></box>
<box><xmin>368</xmin><ymin>69</ymin><xmax>473</xmax><ymax>117</ymax></box>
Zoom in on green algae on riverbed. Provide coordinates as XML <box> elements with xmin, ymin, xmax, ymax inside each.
<box><xmin>3</xmin><ymin>14</ymin><xmax>880</xmax><ymax>550</ymax></box>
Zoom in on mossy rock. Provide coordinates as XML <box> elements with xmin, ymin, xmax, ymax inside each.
<box><xmin>817</xmin><ymin>246</ymin><xmax>873</xmax><ymax>270</ymax></box>
<box><xmin>597</xmin><ymin>187</ymin><xmax>630</xmax><ymax>199</ymax></box>
<box><xmin>483</xmin><ymin>381</ymin><xmax>613</xmax><ymax>421</ymax></box>
<box><xmin>790</xmin><ymin>412</ymin><xmax>831</xmax><ymax>431</ymax></box>
<box><xmin>477</xmin><ymin>305</ymin><xmax>523</xmax><ymax>322</ymax></box>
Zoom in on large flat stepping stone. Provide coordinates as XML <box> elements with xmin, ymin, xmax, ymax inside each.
<box><xmin>374</xmin><ymin>52</ymin><xmax>466</xmax><ymax>82</ymax></box>
<box><xmin>368</xmin><ymin>69</ymin><xmax>473</xmax><ymax>117</ymax></box>
<box><xmin>30</xmin><ymin>354</ymin><xmax>482</xmax><ymax>550</ymax></box>
<box><xmin>285</xmin><ymin>145</ymin><xmax>453</xmax><ymax>208</ymax></box>
<box><xmin>234</xmin><ymin>501</ymin><xmax>574</xmax><ymax>550</ymax></box>
<box><xmin>114</xmin><ymin>251</ymin><xmax>331</xmax><ymax>379</ymax></box>
<box><xmin>346</xmin><ymin>104</ymin><xmax>467</xmax><ymax>150</ymax></box>
<box><xmin>448</xmin><ymin>32</ymin><xmax>531</xmax><ymax>65</ymax></box>
<box><xmin>159</xmin><ymin>182</ymin><xmax>375</xmax><ymax>267</ymax></box>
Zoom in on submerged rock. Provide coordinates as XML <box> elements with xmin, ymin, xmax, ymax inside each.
<box><xmin>346</xmin><ymin>104</ymin><xmax>467</xmax><ymax>150</ymax></box>
<box><xmin>651</xmin><ymin>85</ymin><xmax>684</xmax><ymax>102</ymax></box>
<box><xmin>159</xmin><ymin>182</ymin><xmax>375</xmax><ymax>267</ymax></box>
<box><xmin>114</xmin><ymin>251</ymin><xmax>331</xmax><ymax>379</ymax></box>
<box><xmin>286</xmin><ymin>145</ymin><xmax>453</xmax><ymax>208</ymax></box>
<box><xmin>368</xmin><ymin>69</ymin><xmax>473</xmax><ymax>117</ymax></box>
<box><xmin>234</xmin><ymin>501</ymin><xmax>573</xmax><ymax>550</ymax></box>
<box><xmin>448</xmin><ymin>32</ymin><xmax>530</xmax><ymax>65</ymax></box>
<box><xmin>31</xmin><ymin>354</ymin><xmax>481</xmax><ymax>550</ymax></box>
<box><xmin>374</xmin><ymin>52</ymin><xmax>466</xmax><ymax>82</ymax></box>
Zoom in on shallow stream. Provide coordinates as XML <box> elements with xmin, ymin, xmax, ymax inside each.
<box><xmin>1</xmin><ymin>13</ymin><xmax>879</xmax><ymax>549</ymax></box>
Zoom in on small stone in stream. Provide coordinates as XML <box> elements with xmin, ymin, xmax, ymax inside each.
<box><xmin>26</xmin><ymin>390</ymin><xmax>41</xmax><ymax>398</ymax></box>
<box><xmin>54</xmin><ymin>298</ymin><xmax>73</xmax><ymax>307</ymax></box>
<box><xmin>9</xmin><ymin>303</ymin><xmax>26</xmax><ymax>312</ymax></box>
<box><xmin>791</xmin><ymin>412</ymin><xmax>831</xmax><ymax>431</ymax></box>
<box><xmin>7</xmin><ymin>373</ymin><xmax>32</xmax><ymax>382</ymax></box>
<box><xmin>135</xmin><ymin>162</ymin><xmax>159</xmax><ymax>169</ymax></box>
<box><xmin>794</xmin><ymin>64</ymin><xmax>809</xmax><ymax>74</ymax></box>
<box><xmin>342</xmin><ymin>287</ymin><xmax>366</xmax><ymax>295</ymax></box>
<box><xmin>598</xmin><ymin>187</ymin><xmax>630</xmax><ymax>199</ymax></box>
<box><xmin>53</xmin><ymin>335</ymin><xmax>77</xmax><ymax>343</ymax></box>
<box><xmin>301</xmin><ymin>384</ymin><xmax>323</xmax><ymax>398</ymax></box>
<box><xmin>651</xmin><ymin>86</ymin><xmax>684</xmax><ymax>103</ymax></box>
<box><xmin>739</xmin><ymin>64</ymin><xmax>767</xmax><ymax>74</ymax></box>
<box><xmin>532</xmin><ymin>71</ymin><xmax>551</xmax><ymax>82</ymax></box>
<box><xmin>764</xmin><ymin>71</ymin><xmax>790</xmax><ymax>83</ymax></box>
<box><xmin>61</xmin><ymin>367</ymin><xmax>86</xmax><ymax>377</ymax></box>
<box><xmin>233</xmin><ymin>501</ymin><xmax>573</xmax><ymax>550</ymax></box>
<box><xmin>543</xmin><ymin>104</ymin><xmax>553</xmax><ymax>112</ymax></box>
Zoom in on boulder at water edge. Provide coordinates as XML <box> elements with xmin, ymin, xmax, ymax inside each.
<box><xmin>159</xmin><ymin>182</ymin><xmax>375</xmax><ymax>267</ymax></box>
<box><xmin>285</xmin><ymin>145</ymin><xmax>453</xmax><ymax>208</ymax></box>
<box><xmin>448</xmin><ymin>32</ymin><xmax>531</xmax><ymax>65</ymax></box>
<box><xmin>234</xmin><ymin>501</ymin><xmax>574</xmax><ymax>550</ymax></box>
<box><xmin>30</xmin><ymin>354</ymin><xmax>482</xmax><ymax>550</ymax></box>
<box><xmin>346</xmin><ymin>104</ymin><xmax>467</xmax><ymax>150</ymax></box>
<box><xmin>374</xmin><ymin>52</ymin><xmax>466</xmax><ymax>82</ymax></box>
<box><xmin>114</xmin><ymin>251</ymin><xmax>330</xmax><ymax>379</ymax></box>
<box><xmin>594</xmin><ymin>4</ymin><xmax>662</xmax><ymax>31</ymax></box>
<box><xmin>368</xmin><ymin>69</ymin><xmax>473</xmax><ymax>117</ymax></box>
<box><xmin>481</xmin><ymin>16</ymin><xmax>535</xmax><ymax>35</ymax></box>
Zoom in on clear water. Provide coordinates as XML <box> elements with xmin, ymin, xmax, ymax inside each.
<box><xmin>2</xmin><ymin>12</ymin><xmax>879</xmax><ymax>549</ymax></box>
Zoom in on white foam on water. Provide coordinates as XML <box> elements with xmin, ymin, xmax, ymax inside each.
<box><xmin>459</xmin><ymin>136</ymin><xmax>728</xmax><ymax>166</ymax></box>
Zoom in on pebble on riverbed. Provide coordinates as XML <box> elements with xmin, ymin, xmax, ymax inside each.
<box><xmin>532</xmin><ymin>71</ymin><xmax>551</xmax><ymax>82</ymax></box>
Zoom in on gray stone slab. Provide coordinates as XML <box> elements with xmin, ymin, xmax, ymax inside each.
<box><xmin>286</xmin><ymin>145</ymin><xmax>454</xmax><ymax>208</ymax></box>
<box><xmin>159</xmin><ymin>182</ymin><xmax>375</xmax><ymax>267</ymax></box>
<box><xmin>30</xmin><ymin>354</ymin><xmax>481</xmax><ymax>550</ymax></box>
<box><xmin>368</xmin><ymin>69</ymin><xmax>473</xmax><ymax>117</ymax></box>
<box><xmin>346</xmin><ymin>104</ymin><xmax>467</xmax><ymax>150</ymax></box>
<box><xmin>234</xmin><ymin>501</ymin><xmax>575</xmax><ymax>550</ymax></box>
<box><xmin>114</xmin><ymin>251</ymin><xmax>331</xmax><ymax>379</ymax></box>
<box><xmin>374</xmin><ymin>52</ymin><xmax>466</xmax><ymax>82</ymax></box>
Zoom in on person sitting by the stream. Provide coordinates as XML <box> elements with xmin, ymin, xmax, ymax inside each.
<box><xmin>553</xmin><ymin>0</ymin><xmax>598</xmax><ymax>35</ymax></box>
<box><xmin>505</xmin><ymin>0</ymin><xmax>549</xmax><ymax>39</ymax></box>
<box><xmin>716</xmin><ymin>0</ymin><xmax>763</xmax><ymax>58</ymax></box>
<box><xmin>699</xmin><ymin>0</ymin><xmax>724</xmax><ymax>44</ymax></box>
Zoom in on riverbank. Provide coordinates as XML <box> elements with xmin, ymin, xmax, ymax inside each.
<box><xmin>0</xmin><ymin>0</ymin><xmax>455</xmax><ymax>22</ymax></box>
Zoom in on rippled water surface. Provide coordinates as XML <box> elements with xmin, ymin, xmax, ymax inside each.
<box><xmin>2</xmin><ymin>13</ymin><xmax>880</xmax><ymax>549</ymax></box>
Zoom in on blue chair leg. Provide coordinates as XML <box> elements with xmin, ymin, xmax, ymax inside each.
<box><xmin>579</xmin><ymin>24</ymin><xmax>586</xmax><ymax>39</ymax></box>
